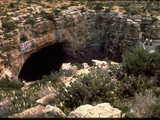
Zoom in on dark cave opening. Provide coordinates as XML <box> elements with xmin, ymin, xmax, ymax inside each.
<box><xmin>18</xmin><ymin>43</ymin><xmax>66</xmax><ymax>81</ymax></box>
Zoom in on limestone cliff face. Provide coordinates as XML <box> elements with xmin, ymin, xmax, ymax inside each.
<box><xmin>0</xmin><ymin>6</ymin><xmax>160</xmax><ymax>80</ymax></box>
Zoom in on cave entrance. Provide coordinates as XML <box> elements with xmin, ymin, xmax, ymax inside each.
<box><xmin>18</xmin><ymin>43</ymin><xmax>66</xmax><ymax>81</ymax></box>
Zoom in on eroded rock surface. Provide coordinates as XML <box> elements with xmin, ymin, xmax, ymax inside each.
<box><xmin>68</xmin><ymin>103</ymin><xmax>123</xmax><ymax>118</ymax></box>
<box><xmin>10</xmin><ymin>105</ymin><xmax>66</xmax><ymax>118</ymax></box>
<box><xmin>0</xmin><ymin>6</ymin><xmax>160</xmax><ymax>80</ymax></box>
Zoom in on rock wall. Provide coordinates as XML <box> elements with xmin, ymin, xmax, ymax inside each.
<box><xmin>0</xmin><ymin>6</ymin><xmax>160</xmax><ymax>80</ymax></box>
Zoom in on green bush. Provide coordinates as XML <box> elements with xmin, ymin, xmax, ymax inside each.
<box><xmin>2</xmin><ymin>21</ymin><xmax>17</xmax><ymax>32</ymax></box>
<box><xmin>60</xmin><ymin>5</ymin><xmax>68</xmax><ymax>10</ymax></box>
<box><xmin>122</xmin><ymin>46</ymin><xmax>160</xmax><ymax>78</ymax></box>
<box><xmin>0</xmin><ymin>76</ymin><xmax>23</xmax><ymax>91</ymax></box>
<box><xmin>80</xmin><ymin>7</ymin><xmax>86</xmax><ymax>12</ymax></box>
<box><xmin>8</xmin><ymin>3</ymin><xmax>15</xmax><ymax>8</ymax></box>
<box><xmin>40</xmin><ymin>11</ymin><xmax>54</xmax><ymax>21</ymax></box>
<box><xmin>25</xmin><ymin>18</ymin><xmax>36</xmax><ymax>25</ymax></box>
<box><xmin>72</xmin><ymin>62</ymin><xmax>84</xmax><ymax>70</ymax></box>
<box><xmin>86</xmin><ymin>1</ymin><xmax>94</xmax><ymax>9</ymax></box>
<box><xmin>130</xmin><ymin>9</ymin><xmax>139</xmax><ymax>15</ymax></box>
<box><xmin>93</xmin><ymin>3</ymin><xmax>104</xmax><ymax>11</ymax></box>
<box><xmin>46</xmin><ymin>0</ymin><xmax>53</xmax><ymax>3</ymax></box>
<box><xmin>105</xmin><ymin>7</ymin><xmax>111</xmax><ymax>13</ymax></box>
<box><xmin>20</xmin><ymin>34</ymin><xmax>28</xmax><ymax>42</ymax></box>
<box><xmin>55</xmin><ymin>70</ymin><xmax>118</xmax><ymax>114</ymax></box>
<box><xmin>152</xmin><ymin>16</ymin><xmax>158</xmax><ymax>22</ymax></box>
<box><xmin>53</xmin><ymin>9</ymin><xmax>61</xmax><ymax>15</ymax></box>
<box><xmin>117</xmin><ymin>74</ymin><xmax>157</xmax><ymax>98</ymax></box>
<box><xmin>123</xmin><ymin>7</ymin><xmax>130</xmax><ymax>14</ymax></box>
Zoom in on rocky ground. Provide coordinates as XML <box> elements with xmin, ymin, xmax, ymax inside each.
<box><xmin>0</xmin><ymin>0</ymin><xmax>160</xmax><ymax>118</ymax></box>
<box><xmin>1</xmin><ymin>59</ymin><xmax>125</xmax><ymax>118</ymax></box>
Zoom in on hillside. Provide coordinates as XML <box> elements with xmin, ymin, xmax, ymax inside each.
<box><xmin>0</xmin><ymin>0</ymin><xmax>160</xmax><ymax>118</ymax></box>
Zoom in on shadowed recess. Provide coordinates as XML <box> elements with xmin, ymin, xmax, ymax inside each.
<box><xmin>18</xmin><ymin>43</ymin><xmax>66</xmax><ymax>81</ymax></box>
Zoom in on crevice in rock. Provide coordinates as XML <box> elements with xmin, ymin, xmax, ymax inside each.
<box><xmin>18</xmin><ymin>43</ymin><xmax>67</xmax><ymax>81</ymax></box>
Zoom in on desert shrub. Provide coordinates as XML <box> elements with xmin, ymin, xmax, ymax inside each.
<box><xmin>40</xmin><ymin>11</ymin><xmax>54</xmax><ymax>21</ymax></box>
<box><xmin>46</xmin><ymin>0</ymin><xmax>53</xmax><ymax>3</ymax></box>
<box><xmin>107</xmin><ymin>61</ymin><xmax>122</xmax><ymax>77</ymax></box>
<box><xmin>93</xmin><ymin>3</ymin><xmax>104</xmax><ymax>11</ymax></box>
<box><xmin>80</xmin><ymin>7</ymin><xmax>85</xmax><ymax>12</ymax></box>
<box><xmin>55</xmin><ymin>70</ymin><xmax>118</xmax><ymax>114</ymax></box>
<box><xmin>20</xmin><ymin>34</ymin><xmax>28</xmax><ymax>42</ymax></box>
<box><xmin>105</xmin><ymin>7</ymin><xmax>111</xmax><ymax>13</ymax></box>
<box><xmin>4</xmin><ymin>33</ymin><xmax>12</xmax><ymax>40</ymax></box>
<box><xmin>0</xmin><ymin>76</ymin><xmax>23</xmax><ymax>91</ymax></box>
<box><xmin>69</xmin><ymin>1</ymin><xmax>78</xmax><ymax>6</ymax></box>
<box><xmin>25</xmin><ymin>18</ymin><xmax>36</xmax><ymax>25</ymax></box>
<box><xmin>123</xmin><ymin>7</ymin><xmax>130</xmax><ymax>15</ymax></box>
<box><xmin>40</xmin><ymin>71</ymin><xmax>62</xmax><ymax>85</ymax></box>
<box><xmin>117</xmin><ymin>74</ymin><xmax>158</xmax><ymax>99</ymax></box>
<box><xmin>86</xmin><ymin>1</ymin><xmax>94</xmax><ymax>9</ymax></box>
<box><xmin>152</xmin><ymin>16</ymin><xmax>158</xmax><ymax>22</ymax></box>
<box><xmin>126</xmin><ymin>89</ymin><xmax>160</xmax><ymax>118</ymax></box>
<box><xmin>53</xmin><ymin>9</ymin><xmax>61</xmax><ymax>15</ymax></box>
<box><xmin>122</xmin><ymin>46</ymin><xmax>160</xmax><ymax>78</ymax></box>
<box><xmin>130</xmin><ymin>9</ymin><xmax>139</xmax><ymax>15</ymax></box>
<box><xmin>8</xmin><ymin>3</ymin><xmax>15</xmax><ymax>8</ymax></box>
<box><xmin>2</xmin><ymin>21</ymin><xmax>17</xmax><ymax>32</ymax></box>
<box><xmin>60</xmin><ymin>5</ymin><xmax>68</xmax><ymax>10</ymax></box>
<box><xmin>26</xmin><ymin>0</ymin><xmax>33</xmax><ymax>4</ymax></box>
<box><xmin>147</xmin><ymin>101</ymin><xmax>160</xmax><ymax>118</ymax></box>
<box><xmin>72</xmin><ymin>62</ymin><xmax>84</xmax><ymax>70</ymax></box>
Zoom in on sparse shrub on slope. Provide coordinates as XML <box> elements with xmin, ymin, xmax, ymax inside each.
<box><xmin>25</xmin><ymin>18</ymin><xmax>36</xmax><ymax>26</ymax></box>
<box><xmin>93</xmin><ymin>3</ymin><xmax>104</xmax><ymax>11</ymax></box>
<box><xmin>40</xmin><ymin>11</ymin><xmax>54</xmax><ymax>21</ymax></box>
<box><xmin>55</xmin><ymin>70</ymin><xmax>118</xmax><ymax>115</ymax></box>
<box><xmin>20</xmin><ymin>34</ymin><xmax>28</xmax><ymax>43</ymax></box>
<box><xmin>2</xmin><ymin>21</ymin><xmax>17</xmax><ymax>32</ymax></box>
<box><xmin>0</xmin><ymin>76</ymin><xmax>23</xmax><ymax>92</ymax></box>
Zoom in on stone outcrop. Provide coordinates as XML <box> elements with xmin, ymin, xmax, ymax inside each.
<box><xmin>9</xmin><ymin>105</ymin><xmax>45</xmax><ymax>118</ymax></box>
<box><xmin>68</xmin><ymin>103</ymin><xmax>124</xmax><ymax>118</ymax></box>
<box><xmin>0</xmin><ymin>6</ymin><xmax>160</xmax><ymax>80</ymax></box>
<box><xmin>43</xmin><ymin>105</ymin><xmax>66</xmax><ymax>118</ymax></box>
<box><xmin>10</xmin><ymin>105</ymin><xmax>66</xmax><ymax>118</ymax></box>
<box><xmin>36</xmin><ymin>93</ymin><xmax>57</xmax><ymax>105</ymax></box>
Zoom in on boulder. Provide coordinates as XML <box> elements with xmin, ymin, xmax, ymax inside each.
<box><xmin>68</xmin><ymin>103</ymin><xmax>123</xmax><ymax>118</ymax></box>
<box><xmin>61</xmin><ymin>63</ymin><xmax>78</xmax><ymax>77</ymax></box>
<box><xmin>92</xmin><ymin>60</ymin><xmax>107</xmax><ymax>68</ymax></box>
<box><xmin>61</xmin><ymin>63</ymin><xmax>72</xmax><ymax>70</ymax></box>
<box><xmin>43</xmin><ymin>105</ymin><xmax>66</xmax><ymax>118</ymax></box>
<box><xmin>36</xmin><ymin>93</ymin><xmax>57</xmax><ymax>105</ymax></box>
<box><xmin>0</xmin><ymin>19</ymin><xmax>2</xmax><ymax>28</ymax></box>
<box><xmin>10</xmin><ymin>105</ymin><xmax>45</xmax><ymax>118</ymax></box>
<box><xmin>141</xmin><ymin>17</ymin><xmax>152</xmax><ymax>25</ymax></box>
<box><xmin>12</xmin><ymin>17</ymin><xmax>20</xmax><ymax>21</ymax></box>
<box><xmin>82</xmin><ymin>63</ymin><xmax>90</xmax><ymax>69</ymax></box>
<box><xmin>10</xmin><ymin>105</ymin><xmax>66</xmax><ymax>118</ymax></box>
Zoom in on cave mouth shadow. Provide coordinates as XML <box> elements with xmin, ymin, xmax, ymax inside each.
<box><xmin>18</xmin><ymin>43</ymin><xmax>67</xmax><ymax>81</ymax></box>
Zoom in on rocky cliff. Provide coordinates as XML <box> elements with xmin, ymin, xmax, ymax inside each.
<box><xmin>0</xmin><ymin>6</ymin><xmax>160</xmax><ymax>80</ymax></box>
